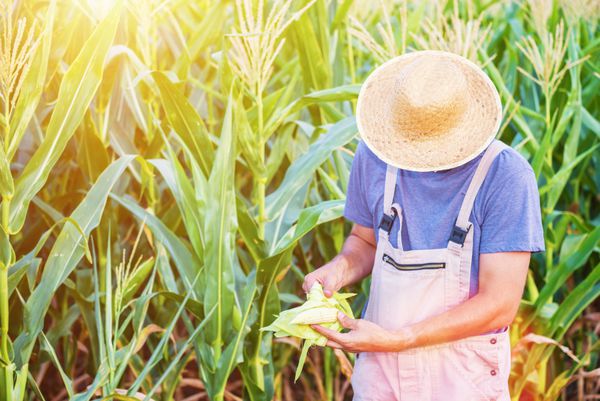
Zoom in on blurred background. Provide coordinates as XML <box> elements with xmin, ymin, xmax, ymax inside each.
<box><xmin>0</xmin><ymin>0</ymin><xmax>598</xmax><ymax>400</ymax></box>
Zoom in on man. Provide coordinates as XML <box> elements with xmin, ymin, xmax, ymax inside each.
<box><xmin>303</xmin><ymin>51</ymin><xmax>545</xmax><ymax>400</ymax></box>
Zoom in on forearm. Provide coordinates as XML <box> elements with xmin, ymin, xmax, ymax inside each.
<box><xmin>393</xmin><ymin>253</ymin><xmax>529</xmax><ymax>350</ymax></box>
<box><xmin>315</xmin><ymin>253</ymin><xmax>529</xmax><ymax>353</ymax></box>
<box><xmin>336</xmin><ymin>232</ymin><xmax>376</xmax><ymax>287</ymax></box>
<box><xmin>396</xmin><ymin>292</ymin><xmax>514</xmax><ymax>350</ymax></box>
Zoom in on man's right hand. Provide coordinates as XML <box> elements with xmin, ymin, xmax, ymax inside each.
<box><xmin>302</xmin><ymin>255</ymin><xmax>348</xmax><ymax>297</ymax></box>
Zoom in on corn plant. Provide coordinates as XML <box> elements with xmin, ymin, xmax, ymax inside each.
<box><xmin>0</xmin><ymin>1</ymin><xmax>124</xmax><ymax>399</ymax></box>
<box><xmin>0</xmin><ymin>0</ymin><xmax>598</xmax><ymax>400</ymax></box>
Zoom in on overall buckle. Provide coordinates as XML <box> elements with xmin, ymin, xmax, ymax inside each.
<box><xmin>449</xmin><ymin>225</ymin><xmax>470</xmax><ymax>246</ymax></box>
<box><xmin>379</xmin><ymin>209</ymin><xmax>397</xmax><ymax>233</ymax></box>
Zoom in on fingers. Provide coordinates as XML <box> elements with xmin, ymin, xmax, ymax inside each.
<box><xmin>337</xmin><ymin>312</ymin><xmax>358</xmax><ymax>330</ymax></box>
<box><xmin>303</xmin><ymin>262</ymin><xmax>341</xmax><ymax>296</ymax></box>
<box><xmin>302</xmin><ymin>275</ymin><xmax>320</xmax><ymax>293</ymax></box>
<box><xmin>310</xmin><ymin>324</ymin><xmax>346</xmax><ymax>344</ymax></box>
<box><xmin>303</xmin><ymin>275</ymin><xmax>336</xmax><ymax>297</ymax></box>
<box><xmin>326</xmin><ymin>340</ymin><xmax>344</xmax><ymax>349</ymax></box>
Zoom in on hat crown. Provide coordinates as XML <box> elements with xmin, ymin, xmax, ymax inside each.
<box><xmin>401</xmin><ymin>58</ymin><xmax>467</xmax><ymax>107</ymax></box>
<box><xmin>391</xmin><ymin>57</ymin><xmax>469</xmax><ymax>140</ymax></box>
<box><xmin>356</xmin><ymin>50</ymin><xmax>503</xmax><ymax>171</ymax></box>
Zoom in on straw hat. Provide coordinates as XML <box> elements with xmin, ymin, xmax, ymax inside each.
<box><xmin>356</xmin><ymin>50</ymin><xmax>502</xmax><ymax>172</ymax></box>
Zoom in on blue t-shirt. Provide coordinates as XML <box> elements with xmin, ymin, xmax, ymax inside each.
<box><xmin>344</xmin><ymin>140</ymin><xmax>545</xmax><ymax>297</ymax></box>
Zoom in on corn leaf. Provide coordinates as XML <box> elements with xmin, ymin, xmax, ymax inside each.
<box><xmin>77</xmin><ymin>113</ymin><xmax>110</xmax><ymax>182</ymax></box>
<box><xmin>295</xmin><ymin>341</ymin><xmax>313</xmax><ymax>382</ymax></box>
<box><xmin>549</xmin><ymin>262</ymin><xmax>600</xmax><ymax>340</ymax></box>
<box><xmin>40</xmin><ymin>333</ymin><xmax>72</xmax><ymax>397</ymax></box>
<box><xmin>239</xmin><ymin>249</ymin><xmax>293</xmax><ymax>398</ymax></box>
<box><xmin>202</xmin><ymin>93</ymin><xmax>237</xmax><ymax>371</ymax></box>
<box><xmin>265</xmin><ymin>116</ymin><xmax>356</xmax><ymax>221</ymax></box>
<box><xmin>8</xmin><ymin>2</ymin><xmax>121</xmax><ymax>233</ymax></box>
<box><xmin>152</xmin><ymin>71</ymin><xmax>214</xmax><ymax>176</ymax></box>
<box><xmin>534</xmin><ymin>226</ymin><xmax>600</xmax><ymax>316</ymax></box>
<box><xmin>69</xmin><ymin>362</ymin><xmax>110</xmax><ymax>401</ymax></box>
<box><xmin>14</xmin><ymin>155</ymin><xmax>135</xmax><ymax>365</ymax></box>
<box><xmin>272</xmin><ymin>199</ymin><xmax>345</xmax><ymax>255</ymax></box>
<box><xmin>265</xmin><ymin>85</ymin><xmax>360</xmax><ymax>135</ymax></box>
<box><xmin>211</xmin><ymin>281</ymin><xmax>257</xmax><ymax>401</ymax></box>
<box><xmin>0</xmin><ymin>144</ymin><xmax>13</xmax><ymax>199</ymax></box>
<box><xmin>110</xmin><ymin>194</ymin><xmax>201</xmax><ymax>297</ymax></box>
<box><xmin>149</xmin><ymin>158</ymin><xmax>205</xmax><ymax>259</ymax></box>
<box><xmin>236</xmin><ymin>197</ymin><xmax>267</xmax><ymax>262</ymax></box>
<box><xmin>127</xmin><ymin>277</ymin><xmax>211</xmax><ymax>395</ymax></box>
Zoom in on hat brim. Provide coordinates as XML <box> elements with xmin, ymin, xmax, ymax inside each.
<box><xmin>356</xmin><ymin>50</ymin><xmax>502</xmax><ymax>172</ymax></box>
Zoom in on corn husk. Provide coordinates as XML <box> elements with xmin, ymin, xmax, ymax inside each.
<box><xmin>261</xmin><ymin>283</ymin><xmax>354</xmax><ymax>381</ymax></box>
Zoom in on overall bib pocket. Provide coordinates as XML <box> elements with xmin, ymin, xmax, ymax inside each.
<box><xmin>372</xmin><ymin>249</ymin><xmax>447</xmax><ymax>330</ymax></box>
<box><xmin>382</xmin><ymin>253</ymin><xmax>446</xmax><ymax>271</ymax></box>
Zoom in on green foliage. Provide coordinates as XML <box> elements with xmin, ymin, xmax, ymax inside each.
<box><xmin>0</xmin><ymin>0</ymin><xmax>597</xmax><ymax>400</ymax></box>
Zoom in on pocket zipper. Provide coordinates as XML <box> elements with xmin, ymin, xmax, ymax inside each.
<box><xmin>382</xmin><ymin>253</ymin><xmax>445</xmax><ymax>271</ymax></box>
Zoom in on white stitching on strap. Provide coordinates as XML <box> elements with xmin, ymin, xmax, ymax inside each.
<box><xmin>383</xmin><ymin>164</ymin><xmax>398</xmax><ymax>215</ymax></box>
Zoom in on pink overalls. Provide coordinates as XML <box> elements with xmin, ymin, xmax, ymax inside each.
<box><xmin>352</xmin><ymin>140</ymin><xmax>511</xmax><ymax>401</ymax></box>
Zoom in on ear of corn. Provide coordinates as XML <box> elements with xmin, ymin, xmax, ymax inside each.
<box><xmin>261</xmin><ymin>283</ymin><xmax>355</xmax><ymax>381</ymax></box>
<box><xmin>290</xmin><ymin>307</ymin><xmax>339</xmax><ymax>324</ymax></box>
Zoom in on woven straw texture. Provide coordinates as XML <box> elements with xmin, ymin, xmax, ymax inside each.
<box><xmin>356</xmin><ymin>50</ymin><xmax>502</xmax><ymax>171</ymax></box>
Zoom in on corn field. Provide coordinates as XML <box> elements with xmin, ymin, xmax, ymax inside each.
<box><xmin>0</xmin><ymin>0</ymin><xmax>598</xmax><ymax>400</ymax></box>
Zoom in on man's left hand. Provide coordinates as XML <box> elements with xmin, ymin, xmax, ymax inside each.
<box><xmin>311</xmin><ymin>312</ymin><xmax>411</xmax><ymax>353</ymax></box>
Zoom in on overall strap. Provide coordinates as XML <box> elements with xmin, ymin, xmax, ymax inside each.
<box><xmin>383</xmin><ymin>164</ymin><xmax>398</xmax><ymax>215</ymax></box>
<box><xmin>378</xmin><ymin>164</ymin><xmax>399</xmax><ymax>240</ymax></box>
<box><xmin>449</xmin><ymin>140</ymin><xmax>507</xmax><ymax>246</ymax></box>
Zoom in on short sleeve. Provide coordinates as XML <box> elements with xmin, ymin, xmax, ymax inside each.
<box><xmin>343</xmin><ymin>142</ymin><xmax>374</xmax><ymax>228</ymax></box>
<box><xmin>479</xmin><ymin>168</ymin><xmax>545</xmax><ymax>253</ymax></box>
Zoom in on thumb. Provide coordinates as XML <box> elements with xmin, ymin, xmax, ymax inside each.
<box><xmin>337</xmin><ymin>312</ymin><xmax>357</xmax><ymax>330</ymax></box>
